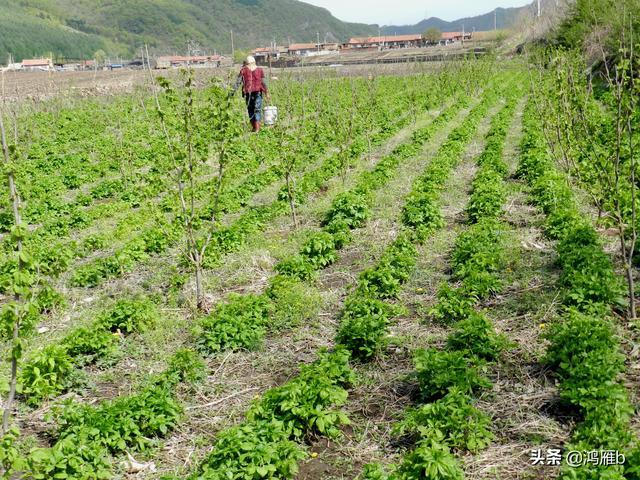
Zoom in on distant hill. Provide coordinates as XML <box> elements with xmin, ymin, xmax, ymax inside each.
<box><xmin>381</xmin><ymin>3</ymin><xmax>537</xmax><ymax>35</ymax></box>
<box><xmin>0</xmin><ymin>0</ymin><xmax>376</xmax><ymax>62</ymax></box>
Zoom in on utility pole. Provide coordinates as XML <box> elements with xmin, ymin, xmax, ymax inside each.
<box><xmin>462</xmin><ymin>23</ymin><xmax>465</xmax><ymax>46</ymax></box>
<box><xmin>537</xmin><ymin>0</ymin><xmax>541</xmax><ymax>18</ymax></box>
<box><xmin>317</xmin><ymin>32</ymin><xmax>320</xmax><ymax>52</ymax></box>
<box><xmin>494</xmin><ymin>9</ymin><xmax>497</xmax><ymax>31</ymax></box>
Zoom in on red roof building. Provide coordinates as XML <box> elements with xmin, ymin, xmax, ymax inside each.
<box><xmin>21</xmin><ymin>58</ymin><xmax>53</xmax><ymax>70</ymax></box>
<box><xmin>345</xmin><ymin>34</ymin><xmax>423</xmax><ymax>49</ymax></box>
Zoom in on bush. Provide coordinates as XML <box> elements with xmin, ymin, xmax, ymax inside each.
<box><xmin>274</xmin><ymin>255</ymin><xmax>316</xmax><ymax>281</ymax></box>
<box><xmin>247</xmin><ymin>348</ymin><xmax>354</xmax><ymax>439</ymax></box>
<box><xmin>324</xmin><ymin>191</ymin><xmax>370</xmax><ymax>229</ymax></box>
<box><xmin>20</xmin><ymin>345</ymin><xmax>76</xmax><ymax>405</ymax></box>
<box><xmin>543</xmin><ymin>310</ymin><xmax>625</xmax><ymax>410</ymax></box>
<box><xmin>556</xmin><ymin>225</ymin><xmax>624</xmax><ymax>311</ymax></box>
<box><xmin>393</xmin><ymin>388</ymin><xmax>494</xmax><ymax>452</ymax></box>
<box><xmin>401</xmin><ymin>192</ymin><xmax>444</xmax><ymax>240</ymax></box>
<box><xmin>393</xmin><ymin>439</ymin><xmax>464</xmax><ymax>480</ymax></box>
<box><xmin>198</xmin><ymin>420</ymin><xmax>305</xmax><ymax>479</ymax></box>
<box><xmin>413</xmin><ymin>348</ymin><xmax>490</xmax><ymax>401</ymax></box>
<box><xmin>198</xmin><ymin>294</ymin><xmax>272</xmax><ymax>353</ymax></box>
<box><xmin>55</xmin><ymin>384</ymin><xmax>182</xmax><ymax>453</ymax></box>
<box><xmin>336</xmin><ymin>296</ymin><xmax>393</xmax><ymax>360</ymax></box>
<box><xmin>300</xmin><ymin>232</ymin><xmax>337</xmax><ymax>269</ymax></box>
<box><xmin>428</xmin><ymin>283</ymin><xmax>475</xmax><ymax>324</ymax></box>
<box><xmin>446</xmin><ymin>312</ymin><xmax>509</xmax><ymax>361</ymax></box>
<box><xmin>61</xmin><ymin>327</ymin><xmax>119</xmax><ymax>364</ymax></box>
<box><xmin>96</xmin><ymin>297</ymin><xmax>159</xmax><ymax>334</ymax></box>
<box><xmin>166</xmin><ymin>348</ymin><xmax>206</xmax><ymax>385</ymax></box>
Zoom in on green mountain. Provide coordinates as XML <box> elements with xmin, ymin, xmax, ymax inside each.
<box><xmin>381</xmin><ymin>3</ymin><xmax>535</xmax><ymax>35</ymax></box>
<box><xmin>0</xmin><ymin>0</ymin><xmax>376</xmax><ymax>62</ymax></box>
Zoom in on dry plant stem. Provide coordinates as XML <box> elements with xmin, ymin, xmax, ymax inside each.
<box><xmin>0</xmin><ymin>109</ymin><xmax>23</xmax><ymax>436</ymax></box>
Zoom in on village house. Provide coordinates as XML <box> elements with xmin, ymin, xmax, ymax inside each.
<box><xmin>344</xmin><ymin>34</ymin><xmax>424</xmax><ymax>50</ymax></box>
<box><xmin>252</xmin><ymin>46</ymin><xmax>287</xmax><ymax>63</ymax></box>
<box><xmin>155</xmin><ymin>55</ymin><xmax>223</xmax><ymax>69</ymax></box>
<box><xmin>21</xmin><ymin>58</ymin><xmax>53</xmax><ymax>71</ymax></box>
<box><xmin>440</xmin><ymin>31</ymin><xmax>473</xmax><ymax>44</ymax></box>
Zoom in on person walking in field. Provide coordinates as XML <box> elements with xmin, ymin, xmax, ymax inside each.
<box><xmin>232</xmin><ymin>56</ymin><xmax>269</xmax><ymax>132</ymax></box>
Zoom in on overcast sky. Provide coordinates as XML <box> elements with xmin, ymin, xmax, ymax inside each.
<box><xmin>304</xmin><ymin>0</ymin><xmax>532</xmax><ymax>25</ymax></box>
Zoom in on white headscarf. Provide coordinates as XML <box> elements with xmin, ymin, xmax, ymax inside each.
<box><xmin>246</xmin><ymin>55</ymin><xmax>257</xmax><ymax>71</ymax></box>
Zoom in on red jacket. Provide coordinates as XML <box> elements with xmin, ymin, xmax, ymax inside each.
<box><xmin>240</xmin><ymin>67</ymin><xmax>267</xmax><ymax>95</ymax></box>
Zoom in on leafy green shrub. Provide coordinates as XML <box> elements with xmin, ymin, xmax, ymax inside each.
<box><xmin>248</xmin><ymin>348</ymin><xmax>354</xmax><ymax>439</ymax></box>
<box><xmin>61</xmin><ymin>326</ymin><xmax>119</xmax><ymax>363</ymax></box>
<box><xmin>198</xmin><ymin>294</ymin><xmax>272</xmax><ymax>353</ymax></box>
<box><xmin>413</xmin><ymin>348</ymin><xmax>490</xmax><ymax>401</ymax></box>
<box><xmin>393</xmin><ymin>439</ymin><xmax>464</xmax><ymax>480</ymax></box>
<box><xmin>556</xmin><ymin>225</ymin><xmax>624</xmax><ymax>311</ymax></box>
<box><xmin>428</xmin><ymin>283</ymin><xmax>475</xmax><ymax>324</ymax></box>
<box><xmin>393</xmin><ymin>388</ymin><xmax>493</xmax><ymax>452</ymax></box>
<box><xmin>27</xmin><ymin>434</ymin><xmax>112</xmax><ymax>480</ymax></box>
<box><xmin>530</xmin><ymin>171</ymin><xmax>574</xmax><ymax>215</ymax></box>
<box><xmin>166</xmin><ymin>348</ymin><xmax>206</xmax><ymax>385</ymax></box>
<box><xmin>35</xmin><ymin>283</ymin><xmax>66</xmax><ymax>313</ymax></box>
<box><xmin>543</xmin><ymin>310</ymin><xmax>625</xmax><ymax>409</ymax></box>
<box><xmin>96</xmin><ymin>297</ymin><xmax>159</xmax><ymax>334</ymax></box>
<box><xmin>451</xmin><ymin>220</ymin><xmax>506</xmax><ymax>297</ymax></box>
<box><xmin>357</xmin><ymin>236</ymin><xmax>417</xmax><ymax>299</ymax></box>
<box><xmin>197</xmin><ymin>420</ymin><xmax>305</xmax><ymax>479</ymax></box>
<box><xmin>300</xmin><ymin>232</ymin><xmax>337</xmax><ymax>269</ymax></box>
<box><xmin>446</xmin><ymin>312</ymin><xmax>509</xmax><ymax>361</ymax></box>
<box><xmin>324</xmin><ymin>191</ymin><xmax>370</xmax><ymax>229</ymax></box>
<box><xmin>401</xmin><ymin>192</ymin><xmax>444</xmax><ymax>241</ymax></box>
<box><xmin>274</xmin><ymin>255</ymin><xmax>316</xmax><ymax>281</ymax></box>
<box><xmin>55</xmin><ymin>383</ymin><xmax>182</xmax><ymax>453</ymax></box>
<box><xmin>336</xmin><ymin>296</ymin><xmax>393</xmax><ymax>360</ymax></box>
<box><xmin>20</xmin><ymin>345</ymin><xmax>76</xmax><ymax>405</ymax></box>
<box><xmin>466</xmin><ymin>169</ymin><xmax>506</xmax><ymax>223</ymax></box>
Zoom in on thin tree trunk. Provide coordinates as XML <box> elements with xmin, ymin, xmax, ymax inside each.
<box><xmin>285</xmin><ymin>172</ymin><xmax>298</xmax><ymax>229</ymax></box>
<box><xmin>0</xmin><ymin>110</ymin><xmax>23</xmax><ymax>436</ymax></box>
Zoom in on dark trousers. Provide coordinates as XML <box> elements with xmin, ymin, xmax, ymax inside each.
<box><xmin>244</xmin><ymin>92</ymin><xmax>263</xmax><ymax>121</ymax></box>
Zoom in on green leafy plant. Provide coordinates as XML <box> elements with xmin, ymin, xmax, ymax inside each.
<box><xmin>198</xmin><ymin>294</ymin><xmax>272</xmax><ymax>353</ymax></box>
<box><xmin>446</xmin><ymin>312</ymin><xmax>509</xmax><ymax>361</ymax></box>
<box><xmin>393</xmin><ymin>388</ymin><xmax>494</xmax><ymax>452</ymax></box>
<box><xmin>19</xmin><ymin>345</ymin><xmax>76</xmax><ymax>405</ymax></box>
<box><xmin>96</xmin><ymin>297</ymin><xmax>159</xmax><ymax>334</ymax></box>
<box><xmin>413</xmin><ymin>348</ymin><xmax>491</xmax><ymax>401</ymax></box>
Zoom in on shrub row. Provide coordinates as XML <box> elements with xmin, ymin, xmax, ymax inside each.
<box><xmin>192</xmin><ymin>348</ymin><xmax>354</xmax><ymax>479</ymax></box>
<box><xmin>69</xmin><ymin>82</ymin><xmax>433</xmax><ymax>288</ymax></box>
<box><xmin>337</xmin><ymin>81</ymin><xmax>506</xmax><ymax>362</ymax></box>
<box><xmin>518</xmin><ymin>100</ymin><xmax>638</xmax><ymax>479</ymax></box>
<box><xmin>18</xmin><ymin>348</ymin><xmax>205</xmax><ymax>479</ymax></box>
<box><xmin>19</xmin><ymin>297</ymin><xmax>159</xmax><ymax>405</ymax></box>
<box><xmin>361</xmin><ymin>87</ymin><xmax>522</xmax><ymax>479</ymax></box>
<box><xmin>197</xmin><ymin>96</ymin><xmax>469</xmax><ymax>355</ymax></box>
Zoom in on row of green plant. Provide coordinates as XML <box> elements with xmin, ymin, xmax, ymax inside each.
<box><xmin>361</xmin><ymin>92</ymin><xmax>522</xmax><ymax>479</ymax></box>
<box><xmin>177</xmin><ymin>69</ymin><xmax>510</xmax><ymax>480</ymax></box>
<box><xmin>517</xmin><ymin>99</ymin><xmax>639</xmax><ymax>479</ymax></box>
<box><xmin>1</xmin><ymin>75</ymin><xmax>334</xmax><ymax>231</ymax></box>
<box><xmin>2</xmin><ymin>347</ymin><xmax>206</xmax><ymax>479</ymax></box>
<box><xmin>1</xmin><ymin>76</ymin><xmax>387</xmax><ymax>290</ymax></box>
<box><xmin>336</xmin><ymin>78</ymin><xmax>511</xmax><ymax>362</ymax></box>
<box><xmin>67</xmin><ymin>76</ymin><xmax>439</xmax><ymax>288</ymax></box>
<box><xmin>197</xmin><ymin>94</ymin><xmax>470</xmax><ymax>354</ymax></box>
<box><xmin>17</xmin><ymin>297</ymin><xmax>159</xmax><ymax>406</ymax></box>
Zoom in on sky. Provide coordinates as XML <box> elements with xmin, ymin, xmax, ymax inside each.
<box><xmin>304</xmin><ymin>0</ymin><xmax>532</xmax><ymax>26</ymax></box>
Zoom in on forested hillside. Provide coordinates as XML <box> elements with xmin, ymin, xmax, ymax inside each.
<box><xmin>0</xmin><ymin>0</ymin><xmax>376</xmax><ymax>61</ymax></box>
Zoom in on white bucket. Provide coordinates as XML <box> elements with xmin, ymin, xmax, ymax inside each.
<box><xmin>264</xmin><ymin>106</ymin><xmax>278</xmax><ymax>125</ymax></box>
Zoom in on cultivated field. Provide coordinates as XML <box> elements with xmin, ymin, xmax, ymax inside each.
<box><xmin>0</xmin><ymin>58</ymin><xmax>638</xmax><ymax>480</ymax></box>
